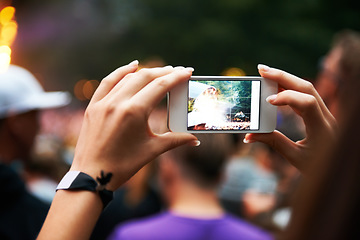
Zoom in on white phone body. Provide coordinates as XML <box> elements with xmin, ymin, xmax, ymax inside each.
<box><xmin>168</xmin><ymin>76</ymin><xmax>277</xmax><ymax>133</ymax></box>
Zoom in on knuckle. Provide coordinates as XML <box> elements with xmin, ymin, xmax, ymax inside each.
<box><xmin>122</xmin><ymin>72</ymin><xmax>135</xmax><ymax>81</ymax></box>
<box><xmin>125</xmin><ymin>72</ymin><xmax>135</xmax><ymax>78</ymax></box>
<box><xmin>100</xmin><ymin>76</ymin><xmax>113</xmax><ymax>86</ymax></box>
<box><xmin>303</xmin><ymin>95</ymin><xmax>318</xmax><ymax>109</ymax></box>
<box><xmin>117</xmin><ymin>104</ymin><xmax>138</xmax><ymax>122</ymax></box>
<box><xmin>122</xmin><ymin>100</ymin><xmax>146</xmax><ymax>116</ymax></box>
<box><xmin>101</xmin><ymin>76</ymin><xmax>109</xmax><ymax>83</ymax></box>
<box><xmin>277</xmin><ymin>69</ymin><xmax>286</xmax><ymax>79</ymax></box>
<box><xmin>102</xmin><ymin>103</ymin><xmax>117</xmax><ymax>116</ymax></box>
<box><xmin>121</xmin><ymin>103</ymin><xmax>135</xmax><ymax>115</ymax></box>
<box><xmin>302</xmin><ymin>81</ymin><xmax>315</xmax><ymax>94</ymax></box>
<box><xmin>137</xmin><ymin>68</ymin><xmax>152</xmax><ymax>78</ymax></box>
<box><xmin>155</xmin><ymin>77</ymin><xmax>170</xmax><ymax>89</ymax></box>
<box><xmin>86</xmin><ymin>101</ymin><xmax>114</xmax><ymax>119</ymax></box>
<box><xmin>275</xmin><ymin>69</ymin><xmax>290</xmax><ymax>81</ymax></box>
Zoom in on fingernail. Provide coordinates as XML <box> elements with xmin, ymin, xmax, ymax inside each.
<box><xmin>243</xmin><ymin>134</ymin><xmax>256</xmax><ymax>144</ymax></box>
<box><xmin>266</xmin><ymin>94</ymin><xmax>277</xmax><ymax>103</ymax></box>
<box><xmin>243</xmin><ymin>138</ymin><xmax>255</xmax><ymax>144</ymax></box>
<box><xmin>190</xmin><ymin>140</ymin><xmax>201</xmax><ymax>147</ymax></box>
<box><xmin>258</xmin><ymin>64</ymin><xmax>270</xmax><ymax>72</ymax></box>
<box><xmin>129</xmin><ymin>60</ymin><xmax>139</xmax><ymax>66</ymax></box>
<box><xmin>185</xmin><ymin>67</ymin><xmax>194</xmax><ymax>73</ymax></box>
<box><xmin>174</xmin><ymin>66</ymin><xmax>185</xmax><ymax>69</ymax></box>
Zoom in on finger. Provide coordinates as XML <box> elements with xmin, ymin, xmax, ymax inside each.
<box><xmin>132</xmin><ymin>67</ymin><xmax>194</xmax><ymax>114</ymax></box>
<box><xmin>267</xmin><ymin>90</ymin><xmax>326</xmax><ymax>139</ymax></box>
<box><xmin>258</xmin><ymin>64</ymin><xmax>335</xmax><ymax>125</ymax></box>
<box><xmin>244</xmin><ymin>131</ymin><xmax>305</xmax><ymax>170</ymax></box>
<box><xmin>258</xmin><ymin>64</ymin><xmax>316</xmax><ymax>94</ymax></box>
<box><xmin>151</xmin><ymin>132</ymin><xmax>199</xmax><ymax>156</ymax></box>
<box><xmin>110</xmin><ymin>66</ymin><xmax>175</xmax><ymax>100</ymax></box>
<box><xmin>91</xmin><ymin>60</ymin><xmax>139</xmax><ymax>102</ymax></box>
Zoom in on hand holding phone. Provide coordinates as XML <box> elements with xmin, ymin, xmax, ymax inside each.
<box><xmin>244</xmin><ymin>64</ymin><xmax>337</xmax><ymax>174</ymax></box>
<box><xmin>168</xmin><ymin>76</ymin><xmax>278</xmax><ymax>133</ymax></box>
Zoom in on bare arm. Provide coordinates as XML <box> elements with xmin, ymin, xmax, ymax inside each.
<box><xmin>38</xmin><ymin>61</ymin><xmax>198</xmax><ymax>239</ymax></box>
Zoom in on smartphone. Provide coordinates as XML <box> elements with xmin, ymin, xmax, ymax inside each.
<box><xmin>168</xmin><ymin>76</ymin><xmax>277</xmax><ymax>133</ymax></box>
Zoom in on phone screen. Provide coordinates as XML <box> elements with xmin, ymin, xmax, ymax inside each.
<box><xmin>187</xmin><ymin>79</ymin><xmax>260</xmax><ymax>131</ymax></box>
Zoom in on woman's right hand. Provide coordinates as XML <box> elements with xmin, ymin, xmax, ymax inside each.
<box><xmin>244</xmin><ymin>64</ymin><xmax>337</xmax><ymax>174</ymax></box>
<box><xmin>70</xmin><ymin>62</ymin><xmax>198</xmax><ymax>191</ymax></box>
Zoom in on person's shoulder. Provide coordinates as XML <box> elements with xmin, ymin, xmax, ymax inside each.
<box><xmin>108</xmin><ymin>212</ymin><xmax>171</xmax><ymax>240</ymax></box>
<box><xmin>220</xmin><ymin>214</ymin><xmax>273</xmax><ymax>240</ymax></box>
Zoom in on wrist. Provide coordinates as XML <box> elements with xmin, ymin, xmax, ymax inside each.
<box><xmin>56</xmin><ymin>170</ymin><xmax>114</xmax><ymax>209</ymax></box>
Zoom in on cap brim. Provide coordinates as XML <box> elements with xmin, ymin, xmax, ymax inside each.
<box><xmin>0</xmin><ymin>91</ymin><xmax>72</xmax><ymax>118</ymax></box>
<box><xmin>25</xmin><ymin>91</ymin><xmax>72</xmax><ymax>110</ymax></box>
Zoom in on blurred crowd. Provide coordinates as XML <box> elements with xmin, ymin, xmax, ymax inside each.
<box><xmin>3</xmin><ymin>80</ymin><xmax>303</xmax><ymax>239</ymax></box>
<box><xmin>24</xmin><ymin>107</ymin><xmax>85</xmax><ymax>204</ymax></box>
<box><xmin>1</xmin><ymin>29</ymin><xmax>360</xmax><ymax>240</ymax></box>
<box><xmin>29</xmin><ymin>106</ymin><xmax>300</xmax><ymax>239</ymax></box>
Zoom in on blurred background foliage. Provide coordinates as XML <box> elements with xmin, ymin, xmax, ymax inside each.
<box><xmin>7</xmin><ymin>0</ymin><xmax>360</xmax><ymax>99</ymax></box>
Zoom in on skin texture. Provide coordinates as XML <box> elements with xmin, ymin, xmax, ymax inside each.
<box><xmin>244</xmin><ymin>64</ymin><xmax>337</xmax><ymax>174</ymax></box>
<box><xmin>38</xmin><ymin>61</ymin><xmax>198</xmax><ymax>240</ymax></box>
<box><xmin>38</xmin><ymin>62</ymin><xmax>336</xmax><ymax>239</ymax></box>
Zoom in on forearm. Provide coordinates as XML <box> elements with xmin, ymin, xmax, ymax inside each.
<box><xmin>37</xmin><ymin>63</ymin><xmax>197</xmax><ymax>238</ymax></box>
<box><xmin>37</xmin><ymin>190</ymin><xmax>103</xmax><ymax>240</ymax></box>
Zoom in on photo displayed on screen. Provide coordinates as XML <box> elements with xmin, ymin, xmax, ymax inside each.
<box><xmin>187</xmin><ymin>79</ymin><xmax>260</xmax><ymax>131</ymax></box>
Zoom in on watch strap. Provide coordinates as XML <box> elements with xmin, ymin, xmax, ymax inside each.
<box><xmin>56</xmin><ymin>171</ymin><xmax>113</xmax><ymax>208</ymax></box>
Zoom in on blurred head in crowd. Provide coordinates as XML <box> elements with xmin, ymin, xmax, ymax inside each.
<box><xmin>0</xmin><ymin>65</ymin><xmax>70</xmax><ymax>164</ymax></box>
<box><xmin>159</xmin><ymin>134</ymin><xmax>233</xmax><ymax>206</ymax></box>
<box><xmin>316</xmin><ymin>29</ymin><xmax>360</xmax><ymax>121</ymax></box>
<box><xmin>284</xmin><ymin>29</ymin><xmax>360</xmax><ymax>240</ymax></box>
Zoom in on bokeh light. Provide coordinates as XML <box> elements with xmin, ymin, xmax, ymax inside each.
<box><xmin>0</xmin><ymin>45</ymin><xmax>11</xmax><ymax>69</ymax></box>
<box><xmin>222</xmin><ymin>67</ymin><xmax>246</xmax><ymax>76</ymax></box>
<box><xmin>74</xmin><ymin>79</ymin><xmax>100</xmax><ymax>101</ymax></box>
<box><xmin>0</xmin><ymin>6</ymin><xmax>15</xmax><ymax>24</ymax></box>
<box><xmin>0</xmin><ymin>6</ymin><xmax>17</xmax><ymax>72</ymax></box>
<box><xmin>1</xmin><ymin>21</ymin><xmax>17</xmax><ymax>43</ymax></box>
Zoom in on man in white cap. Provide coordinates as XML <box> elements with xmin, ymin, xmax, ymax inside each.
<box><xmin>0</xmin><ymin>65</ymin><xmax>70</xmax><ymax>240</ymax></box>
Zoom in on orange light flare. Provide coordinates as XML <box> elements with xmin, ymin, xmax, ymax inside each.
<box><xmin>74</xmin><ymin>79</ymin><xmax>100</xmax><ymax>101</ymax></box>
<box><xmin>222</xmin><ymin>67</ymin><xmax>246</xmax><ymax>76</ymax></box>
<box><xmin>0</xmin><ymin>6</ymin><xmax>17</xmax><ymax>72</ymax></box>
<box><xmin>0</xmin><ymin>6</ymin><xmax>15</xmax><ymax>24</ymax></box>
<box><xmin>0</xmin><ymin>45</ymin><xmax>11</xmax><ymax>70</ymax></box>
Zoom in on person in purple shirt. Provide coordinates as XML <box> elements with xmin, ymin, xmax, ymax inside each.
<box><xmin>109</xmin><ymin>134</ymin><xmax>272</xmax><ymax>240</ymax></box>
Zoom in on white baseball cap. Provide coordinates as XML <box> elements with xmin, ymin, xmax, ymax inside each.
<box><xmin>0</xmin><ymin>65</ymin><xmax>71</xmax><ymax>118</ymax></box>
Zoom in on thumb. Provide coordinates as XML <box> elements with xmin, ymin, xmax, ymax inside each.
<box><xmin>153</xmin><ymin>132</ymin><xmax>199</xmax><ymax>154</ymax></box>
<box><xmin>244</xmin><ymin>131</ymin><xmax>300</xmax><ymax>166</ymax></box>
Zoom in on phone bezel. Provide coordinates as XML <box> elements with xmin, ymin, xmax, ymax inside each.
<box><xmin>168</xmin><ymin>76</ymin><xmax>277</xmax><ymax>133</ymax></box>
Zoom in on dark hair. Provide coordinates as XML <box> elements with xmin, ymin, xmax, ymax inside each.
<box><xmin>282</xmin><ymin>30</ymin><xmax>360</xmax><ymax>240</ymax></box>
<box><xmin>332</xmin><ymin>30</ymin><xmax>360</xmax><ymax>107</ymax></box>
<box><xmin>170</xmin><ymin>134</ymin><xmax>233</xmax><ymax>189</ymax></box>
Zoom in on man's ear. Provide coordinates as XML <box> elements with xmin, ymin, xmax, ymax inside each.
<box><xmin>2</xmin><ymin>115</ymin><xmax>24</xmax><ymax>139</ymax></box>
